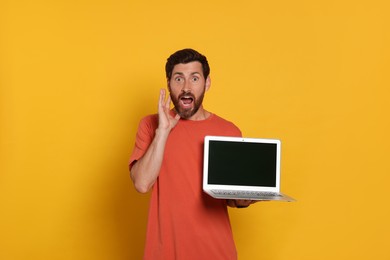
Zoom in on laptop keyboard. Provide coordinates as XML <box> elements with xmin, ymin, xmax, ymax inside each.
<box><xmin>211</xmin><ymin>190</ymin><xmax>281</xmax><ymax>198</ymax></box>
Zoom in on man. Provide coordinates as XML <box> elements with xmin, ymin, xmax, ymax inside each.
<box><xmin>129</xmin><ymin>49</ymin><xmax>255</xmax><ymax>260</ymax></box>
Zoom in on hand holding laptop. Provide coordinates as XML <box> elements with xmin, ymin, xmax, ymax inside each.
<box><xmin>227</xmin><ymin>199</ymin><xmax>257</xmax><ymax>208</ymax></box>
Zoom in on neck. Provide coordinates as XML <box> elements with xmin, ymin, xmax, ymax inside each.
<box><xmin>187</xmin><ymin>107</ymin><xmax>211</xmax><ymax>121</ymax></box>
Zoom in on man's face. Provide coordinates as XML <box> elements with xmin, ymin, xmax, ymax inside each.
<box><xmin>168</xmin><ymin>61</ymin><xmax>210</xmax><ymax>119</ymax></box>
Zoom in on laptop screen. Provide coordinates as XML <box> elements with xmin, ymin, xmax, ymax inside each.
<box><xmin>207</xmin><ymin>139</ymin><xmax>278</xmax><ymax>187</ymax></box>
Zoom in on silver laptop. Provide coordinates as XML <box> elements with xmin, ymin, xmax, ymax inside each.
<box><xmin>203</xmin><ymin>136</ymin><xmax>295</xmax><ymax>202</ymax></box>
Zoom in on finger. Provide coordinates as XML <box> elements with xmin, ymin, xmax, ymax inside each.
<box><xmin>235</xmin><ymin>200</ymin><xmax>253</xmax><ymax>207</ymax></box>
<box><xmin>158</xmin><ymin>89</ymin><xmax>167</xmax><ymax>113</ymax></box>
<box><xmin>161</xmin><ymin>89</ymin><xmax>166</xmax><ymax>104</ymax></box>
<box><xmin>236</xmin><ymin>200</ymin><xmax>249</xmax><ymax>208</ymax></box>
<box><xmin>158</xmin><ymin>89</ymin><xmax>163</xmax><ymax>106</ymax></box>
<box><xmin>226</xmin><ymin>199</ymin><xmax>236</xmax><ymax>207</ymax></box>
<box><xmin>165</xmin><ymin>93</ymin><xmax>171</xmax><ymax>109</ymax></box>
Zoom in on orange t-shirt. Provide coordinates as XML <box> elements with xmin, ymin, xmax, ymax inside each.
<box><xmin>129</xmin><ymin>113</ymin><xmax>241</xmax><ymax>260</ymax></box>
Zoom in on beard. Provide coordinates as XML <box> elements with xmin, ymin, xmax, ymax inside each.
<box><xmin>170</xmin><ymin>88</ymin><xmax>206</xmax><ymax>119</ymax></box>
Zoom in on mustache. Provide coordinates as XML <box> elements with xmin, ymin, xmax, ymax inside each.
<box><xmin>178</xmin><ymin>92</ymin><xmax>195</xmax><ymax>99</ymax></box>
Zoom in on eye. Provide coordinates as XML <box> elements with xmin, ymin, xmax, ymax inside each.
<box><xmin>192</xmin><ymin>76</ymin><xmax>199</xmax><ymax>82</ymax></box>
<box><xmin>174</xmin><ymin>77</ymin><xmax>184</xmax><ymax>82</ymax></box>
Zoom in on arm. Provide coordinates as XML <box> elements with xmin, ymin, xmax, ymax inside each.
<box><xmin>130</xmin><ymin>89</ymin><xmax>180</xmax><ymax>193</ymax></box>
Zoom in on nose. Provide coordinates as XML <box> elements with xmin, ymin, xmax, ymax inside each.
<box><xmin>182</xmin><ymin>80</ymin><xmax>191</xmax><ymax>93</ymax></box>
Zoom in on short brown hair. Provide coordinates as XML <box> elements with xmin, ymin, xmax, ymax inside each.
<box><xmin>165</xmin><ymin>48</ymin><xmax>210</xmax><ymax>80</ymax></box>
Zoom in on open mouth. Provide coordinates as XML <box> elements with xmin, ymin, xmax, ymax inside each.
<box><xmin>179</xmin><ymin>95</ymin><xmax>194</xmax><ymax>108</ymax></box>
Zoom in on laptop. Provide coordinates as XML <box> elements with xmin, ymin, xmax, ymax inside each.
<box><xmin>203</xmin><ymin>136</ymin><xmax>295</xmax><ymax>202</ymax></box>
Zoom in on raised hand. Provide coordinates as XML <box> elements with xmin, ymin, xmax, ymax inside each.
<box><xmin>130</xmin><ymin>89</ymin><xmax>181</xmax><ymax>193</ymax></box>
<box><xmin>158</xmin><ymin>89</ymin><xmax>180</xmax><ymax>132</ymax></box>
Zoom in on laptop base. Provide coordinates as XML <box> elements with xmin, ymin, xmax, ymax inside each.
<box><xmin>207</xmin><ymin>190</ymin><xmax>296</xmax><ymax>202</ymax></box>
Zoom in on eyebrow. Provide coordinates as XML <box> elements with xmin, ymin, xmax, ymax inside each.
<box><xmin>173</xmin><ymin>72</ymin><xmax>201</xmax><ymax>76</ymax></box>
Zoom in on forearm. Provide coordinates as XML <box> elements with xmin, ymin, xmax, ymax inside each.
<box><xmin>130</xmin><ymin>128</ymin><xmax>169</xmax><ymax>193</ymax></box>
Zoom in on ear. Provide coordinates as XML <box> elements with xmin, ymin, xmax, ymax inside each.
<box><xmin>205</xmin><ymin>76</ymin><xmax>211</xmax><ymax>91</ymax></box>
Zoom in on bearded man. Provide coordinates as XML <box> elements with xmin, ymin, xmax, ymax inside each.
<box><xmin>129</xmin><ymin>49</ymin><xmax>254</xmax><ymax>260</ymax></box>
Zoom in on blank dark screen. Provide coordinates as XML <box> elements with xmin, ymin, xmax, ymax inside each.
<box><xmin>207</xmin><ymin>140</ymin><xmax>277</xmax><ymax>187</ymax></box>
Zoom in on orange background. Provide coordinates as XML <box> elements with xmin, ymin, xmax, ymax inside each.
<box><xmin>1</xmin><ymin>0</ymin><xmax>389</xmax><ymax>259</ymax></box>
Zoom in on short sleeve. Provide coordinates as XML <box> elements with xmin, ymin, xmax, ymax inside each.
<box><xmin>129</xmin><ymin>114</ymin><xmax>158</xmax><ymax>169</ymax></box>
